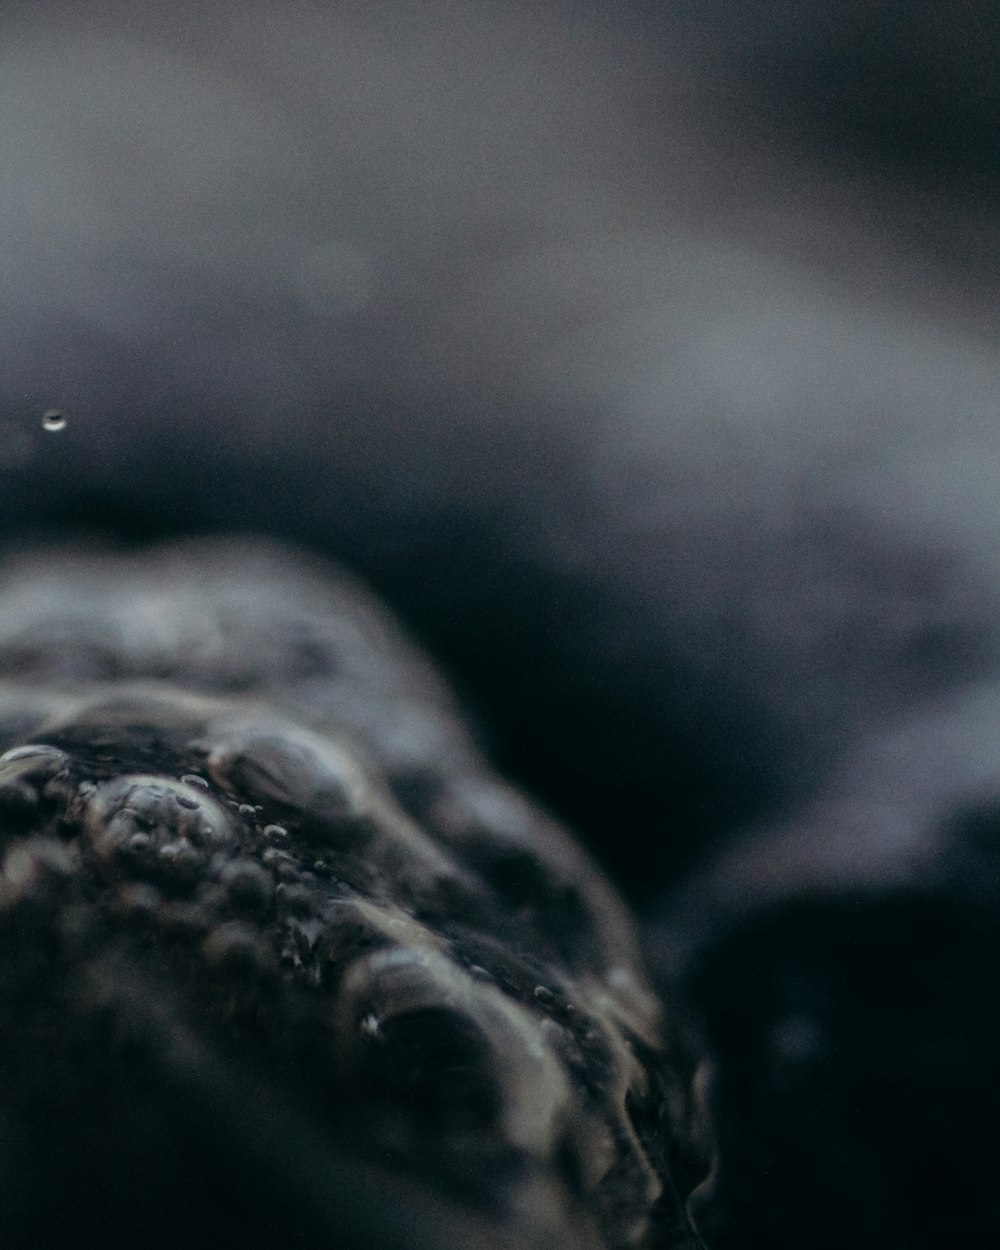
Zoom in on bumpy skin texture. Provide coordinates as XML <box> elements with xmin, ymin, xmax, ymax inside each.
<box><xmin>0</xmin><ymin>537</ymin><xmax>709</xmax><ymax>1250</ymax></box>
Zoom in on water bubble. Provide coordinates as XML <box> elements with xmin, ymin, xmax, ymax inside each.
<box><xmin>263</xmin><ymin>824</ymin><xmax>289</xmax><ymax>842</ymax></box>
<box><xmin>238</xmin><ymin>803</ymin><xmax>257</xmax><ymax>817</ymax></box>
<box><xmin>41</xmin><ymin>409</ymin><xmax>67</xmax><ymax>432</ymax></box>
<box><xmin>533</xmin><ymin>985</ymin><xmax>555</xmax><ymax>1004</ymax></box>
<box><xmin>180</xmin><ymin>773</ymin><xmax>209</xmax><ymax>789</ymax></box>
<box><xmin>206</xmin><ymin>725</ymin><xmax>372</xmax><ymax>840</ymax></box>
<box><xmin>84</xmin><ymin>774</ymin><xmax>237</xmax><ymax>885</ymax></box>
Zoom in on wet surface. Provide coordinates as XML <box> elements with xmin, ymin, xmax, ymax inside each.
<box><xmin>0</xmin><ymin>537</ymin><xmax>710</xmax><ymax>1250</ymax></box>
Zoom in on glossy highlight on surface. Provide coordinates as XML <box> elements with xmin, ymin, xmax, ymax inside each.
<box><xmin>0</xmin><ymin>537</ymin><xmax>710</xmax><ymax>1250</ymax></box>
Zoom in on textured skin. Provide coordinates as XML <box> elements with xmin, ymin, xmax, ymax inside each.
<box><xmin>4</xmin><ymin>6</ymin><xmax>999</xmax><ymax>1246</ymax></box>
<box><xmin>0</xmin><ymin>537</ymin><xmax>709</xmax><ymax>1250</ymax></box>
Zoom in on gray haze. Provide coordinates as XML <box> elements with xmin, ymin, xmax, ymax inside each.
<box><xmin>3</xmin><ymin>0</ymin><xmax>1000</xmax><ymax>887</ymax></box>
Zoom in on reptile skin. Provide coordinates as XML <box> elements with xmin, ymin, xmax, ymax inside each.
<box><xmin>0</xmin><ymin>537</ymin><xmax>710</xmax><ymax>1250</ymax></box>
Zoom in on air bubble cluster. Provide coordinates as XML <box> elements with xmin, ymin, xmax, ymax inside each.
<box><xmin>0</xmin><ymin>538</ymin><xmax>709</xmax><ymax>1250</ymax></box>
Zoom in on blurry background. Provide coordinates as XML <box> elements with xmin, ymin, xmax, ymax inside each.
<box><xmin>2</xmin><ymin>0</ymin><xmax>999</xmax><ymax>893</ymax></box>
<box><xmin>2</xmin><ymin>4</ymin><xmax>1000</xmax><ymax>1243</ymax></box>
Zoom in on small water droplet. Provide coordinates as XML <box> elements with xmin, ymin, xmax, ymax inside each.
<box><xmin>175</xmin><ymin>794</ymin><xmax>199</xmax><ymax>810</ymax></box>
<box><xmin>41</xmin><ymin>409</ymin><xmax>67</xmax><ymax>432</ymax></box>
<box><xmin>263</xmin><ymin>824</ymin><xmax>288</xmax><ymax>842</ymax></box>
<box><xmin>181</xmin><ymin>774</ymin><xmax>209</xmax><ymax>789</ymax></box>
<box><xmin>533</xmin><ymin>985</ymin><xmax>555</xmax><ymax>1004</ymax></box>
<box><xmin>238</xmin><ymin>803</ymin><xmax>257</xmax><ymax>816</ymax></box>
<box><xmin>360</xmin><ymin>1013</ymin><xmax>381</xmax><ymax>1037</ymax></box>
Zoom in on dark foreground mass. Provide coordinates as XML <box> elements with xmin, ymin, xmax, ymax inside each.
<box><xmin>0</xmin><ymin>537</ymin><xmax>710</xmax><ymax>1250</ymax></box>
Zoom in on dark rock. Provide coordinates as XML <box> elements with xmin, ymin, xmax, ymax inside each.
<box><xmin>0</xmin><ymin>536</ymin><xmax>710</xmax><ymax>1250</ymax></box>
<box><xmin>649</xmin><ymin>696</ymin><xmax>1000</xmax><ymax>1250</ymax></box>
